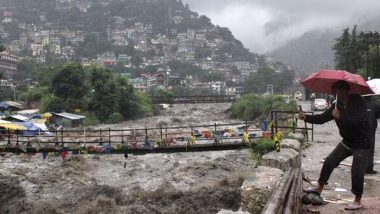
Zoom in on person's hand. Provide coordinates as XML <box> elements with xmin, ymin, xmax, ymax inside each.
<box><xmin>298</xmin><ymin>111</ymin><xmax>306</xmax><ymax>120</ymax></box>
<box><xmin>332</xmin><ymin>109</ymin><xmax>341</xmax><ymax>119</ymax></box>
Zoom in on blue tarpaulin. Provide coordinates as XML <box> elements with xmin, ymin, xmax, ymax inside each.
<box><xmin>16</xmin><ymin>122</ymin><xmax>41</xmax><ymax>136</ymax></box>
<box><xmin>0</xmin><ymin>102</ymin><xmax>8</xmax><ymax>109</ymax></box>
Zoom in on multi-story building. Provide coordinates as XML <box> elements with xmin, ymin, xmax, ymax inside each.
<box><xmin>0</xmin><ymin>52</ymin><xmax>20</xmax><ymax>79</ymax></box>
<box><xmin>30</xmin><ymin>43</ymin><xmax>44</xmax><ymax>56</ymax></box>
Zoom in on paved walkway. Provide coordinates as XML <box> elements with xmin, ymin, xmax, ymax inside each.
<box><xmin>303</xmin><ymin>197</ymin><xmax>380</xmax><ymax>213</ymax></box>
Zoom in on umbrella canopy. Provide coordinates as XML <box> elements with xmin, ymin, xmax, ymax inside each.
<box><xmin>365</xmin><ymin>79</ymin><xmax>380</xmax><ymax>95</ymax></box>
<box><xmin>301</xmin><ymin>69</ymin><xmax>373</xmax><ymax>95</ymax></box>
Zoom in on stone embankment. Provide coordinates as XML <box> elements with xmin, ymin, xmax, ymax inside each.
<box><xmin>240</xmin><ymin>133</ymin><xmax>304</xmax><ymax>214</ymax></box>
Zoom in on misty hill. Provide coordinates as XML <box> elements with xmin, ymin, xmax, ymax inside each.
<box><xmin>269</xmin><ymin>15</ymin><xmax>380</xmax><ymax>74</ymax></box>
<box><xmin>269</xmin><ymin>29</ymin><xmax>337</xmax><ymax>74</ymax></box>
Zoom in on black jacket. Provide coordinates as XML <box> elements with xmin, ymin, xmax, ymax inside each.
<box><xmin>305</xmin><ymin>100</ymin><xmax>370</xmax><ymax>149</ymax></box>
<box><xmin>365</xmin><ymin>97</ymin><xmax>380</xmax><ymax>134</ymax></box>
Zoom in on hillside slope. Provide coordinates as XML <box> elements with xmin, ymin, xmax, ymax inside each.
<box><xmin>269</xmin><ymin>15</ymin><xmax>380</xmax><ymax>74</ymax></box>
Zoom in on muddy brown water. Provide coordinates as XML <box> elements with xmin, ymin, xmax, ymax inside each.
<box><xmin>0</xmin><ymin>103</ymin><xmax>254</xmax><ymax>214</ymax></box>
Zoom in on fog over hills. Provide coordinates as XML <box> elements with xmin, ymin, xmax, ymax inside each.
<box><xmin>269</xmin><ymin>15</ymin><xmax>380</xmax><ymax>74</ymax></box>
<box><xmin>183</xmin><ymin>0</ymin><xmax>380</xmax><ymax>73</ymax></box>
<box><xmin>268</xmin><ymin>29</ymin><xmax>338</xmax><ymax>74</ymax></box>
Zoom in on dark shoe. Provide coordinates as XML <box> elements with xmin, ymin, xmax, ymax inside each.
<box><xmin>365</xmin><ymin>170</ymin><xmax>377</xmax><ymax>174</ymax></box>
<box><xmin>302</xmin><ymin>193</ymin><xmax>324</xmax><ymax>205</ymax></box>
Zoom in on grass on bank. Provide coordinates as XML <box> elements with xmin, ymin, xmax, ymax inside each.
<box><xmin>248</xmin><ymin>138</ymin><xmax>276</xmax><ymax>167</ymax></box>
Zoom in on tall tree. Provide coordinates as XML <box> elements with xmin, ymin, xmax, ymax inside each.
<box><xmin>333</xmin><ymin>28</ymin><xmax>352</xmax><ymax>71</ymax></box>
<box><xmin>89</xmin><ymin>68</ymin><xmax>120</xmax><ymax>121</ymax></box>
<box><xmin>88</xmin><ymin>67</ymin><xmax>152</xmax><ymax>122</ymax></box>
<box><xmin>51</xmin><ymin>62</ymin><xmax>87</xmax><ymax>112</ymax></box>
<box><xmin>349</xmin><ymin>25</ymin><xmax>363</xmax><ymax>74</ymax></box>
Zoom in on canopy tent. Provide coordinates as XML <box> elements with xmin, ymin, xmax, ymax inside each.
<box><xmin>0</xmin><ymin>101</ymin><xmax>23</xmax><ymax>111</ymax></box>
<box><xmin>32</xmin><ymin>122</ymin><xmax>52</xmax><ymax>136</ymax></box>
<box><xmin>3</xmin><ymin>114</ymin><xmax>29</xmax><ymax>122</ymax></box>
<box><xmin>0</xmin><ymin>119</ymin><xmax>11</xmax><ymax>124</ymax></box>
<box><xmin>0</xmin><ymin>122</ymin><xmax>27</xmax><ymax>130</ymax></box>
<box><xmin>17</xmin><ymin>109</ymin><xmax>39</xmax><ymax>116</ymax></box>
<box><xmin>15</xmin><ymin>121</ymin><xmax>52</xmax><ymax>136</ymax></box>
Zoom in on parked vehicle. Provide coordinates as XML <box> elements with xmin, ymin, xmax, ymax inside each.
<box><xmin>311</xmin><ymin>98</ymin><xmax>328</xmax><ymax>111</ymax></box>
<box><xmin>294</xmin><ymin>91</ymin><xmax>303</xmax><ymax>100</ymax></box>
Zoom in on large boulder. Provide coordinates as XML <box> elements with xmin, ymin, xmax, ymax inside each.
<box><xmin>261</xmin><ymin>148</ymin><xmax>301</xmax><ymax>171</ymax></box>
<box><xmin>241</xmin><ymin>166</ymin><xmax>284</xmax><ymax>214</ymax></box>
<box><xmin>287</xmin><ymin>132</ymin><xmax>305</xmax><ymax>143</ymax></box>
<box><xmin>281</xmin><ymin>138</ymin><xmax>301</xmax><ymax>152</ymax></box>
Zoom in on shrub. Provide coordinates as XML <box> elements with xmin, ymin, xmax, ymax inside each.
<box><xmin>248</xmin><ymin>138</ymin><xmax>275</xmax><ymax>166</ymax></box>
<box><xmin>39</xmin><ymin>94</ymin><xmax>62</xmax><ymax>112</ymax></box>
<box><xmin>82</xmin><ymin>112</ymin><xmax>101</xmax><ymax>126</ymax></box>
<box><xmin>229</xmin><ymin>94</ymin><xmax>297</xmax><ymax>121</ymax></box>
<box><xmin>249</xmin><ymin>138</ymin><xmax>275</xmax><ymax>155</ymax></box>
<box><xmin>107</xmin><ymin>113</ymin><xmax>123</xmax><ymax>124</ymax></box>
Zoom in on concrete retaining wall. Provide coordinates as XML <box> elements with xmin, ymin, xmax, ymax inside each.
<box><xmin>241</xmin><ymin>137</ymin><xmax>304</xmax><ymax>214</ymax></box>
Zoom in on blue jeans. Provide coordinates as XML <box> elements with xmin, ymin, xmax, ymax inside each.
<box><xmin>318</xmin><ymin>142</ymin><xmax>370</xmax><ymax>197</ymax></box>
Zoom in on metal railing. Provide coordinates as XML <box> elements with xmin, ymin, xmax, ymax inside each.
<box><xmin>0</xmin><ymin>121</ymin><xmax>266</xmax><ymax>154</ymax></box>
<box><xmin>149</xmin><ymin>95</ymin><xmax>237</xmax><ymax>104</ymax></box>
<box><xmin>270</xmin><ymin>110</ymin><xmax>314</xmax><ymax>141</ymax></box>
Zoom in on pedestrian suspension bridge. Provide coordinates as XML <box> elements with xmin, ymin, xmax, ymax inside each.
<box><xmin>149</xmin><ymin>95</ymin><xmax>238</xmax><ymax>104</ymax></box>
<box><xmin>0</xmin><ymin>110</ymin><xmax>312</xmax><ymax>158</ymax></box>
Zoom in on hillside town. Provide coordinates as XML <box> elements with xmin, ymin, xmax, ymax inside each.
<box><xmin>0</xmin><ymin>0</ymin><xmax>296</xmax><ymax>98</ymax></box>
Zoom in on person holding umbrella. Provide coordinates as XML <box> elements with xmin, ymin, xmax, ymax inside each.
<box><xmin>299</xmin><ymin>80</ymin><xmax>370</xmax><ymax>210</ymax></box>
<box><xmin>363</xmin><ymin>80</ymin><xmax>380</xmax><ymax>174</ymax></box>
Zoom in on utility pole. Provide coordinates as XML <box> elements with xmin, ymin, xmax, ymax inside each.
<box><xmin>360</xmin><ymin>31</ymin><xmax>373</xmax><ymax>80</ymax></box>
<box><xmin>12</xmin><ymin>85</ymin><xmax>16</xmax><ymax>101</ymax></box>
<box><xmin>374</xmin><ymin>32</ymin><xmax>379</xmax><ymax>78</ymax></box>
<box><xmin>266</xmin><ymin>84</ymin><xmax>273</xmax><ymax>95</ymax></box>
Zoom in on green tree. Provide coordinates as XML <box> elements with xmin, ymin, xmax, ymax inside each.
<box><xmin>333</xmin><ymin>28</ymin><xmax>351</xmax><ymax>71</ymax></box>
<box><xmin>19</xmin><ymin>86</ymin><xmax>49</xmax><ymax>109</ymax></box>
<box><xmin>349</xmin><ymin>26</ymin><xmax>363</xmax><ymax>73</ymax></box>
<box><xmin>0</xmin><ymin>44</ymin><xmax>5</xmax><ymax>52</ymax></box>
<box><xmin>369</xmin><ymin>44</ymin><xmax>380</xmax><ymax>78</ymax></box>
<box><xmin>89</xmin><ymin>68</ymin><xmax>119</xmax><ymax>121</ymax></box>
<box><xmin>39</xmin><ymin>94</ymin><xmax>63</xmax><ymax>113</ymax></box>
<box><xmin>229</xmin><ymin>94</ymin><xmax>297</xmax><ymax>121</ymax></box>
<box><xmin>168</xmin><ymin>60</ymin><xmax>204</xmax><ymax>78</ymax></box>
<box><xmin>243</xmin><ymin>67</ymin><xmax>295</xmax><ymax>94</ymax></box>
<box><xmin>88</xmin><ymin>67</ymin><xmax>153</xmax><ymax>122</ymax></box>
<box><xmin>198</xmin><ymin>70</ymin><xmax>224</xmax><ymax>82</ymax></box>
<box><xmin>51</xmin><ymin>62</ymin><xmax>88</xmax><ymax>112</ymax></box>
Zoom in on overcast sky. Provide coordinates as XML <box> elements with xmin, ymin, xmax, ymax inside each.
<box><xmin>182</xmin><ymin>0</ymin><xmax>380</xmax><ymax>54</ymax></box>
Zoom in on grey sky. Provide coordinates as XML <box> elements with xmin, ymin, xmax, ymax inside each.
<box><xmin>182</xmin><ymin>0</ymin><xmax>380</xmax><ymax>54</ymax></box>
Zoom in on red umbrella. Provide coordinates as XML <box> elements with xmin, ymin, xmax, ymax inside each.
<box><xmin>301</xmin><ymin>69</ymin><xmax>373</xmax><ymax>95</ymax></box>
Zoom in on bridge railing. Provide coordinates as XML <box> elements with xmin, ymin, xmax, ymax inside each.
<box><xmin>0</xmin><ymin>121</ymin><xmax>270</xmax><ymax>153</ymax></box>
<box><xmin>149</xmin><ymin>95</ymin><xmax>237</xmax><ymax>104</ymax></box>
<box><xmin>270</xmin><ymin>110</ymin><xmax>314</xmax><ymax>141</ymax></box>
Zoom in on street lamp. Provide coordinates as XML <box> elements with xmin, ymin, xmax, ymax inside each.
<box><xmin>360</xmin><ymin>31</ymin><xmax>372</xmax><ymax>80</ymax></box>
<box><xmin>11</xmin><ymin>85</ymin><xmax>16</xmax><ymax>101</ymax></box>
<box><xmin>373</xmin><ymin>32</ymin><xmax>380</xmax><ymax>78</ymax></box>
